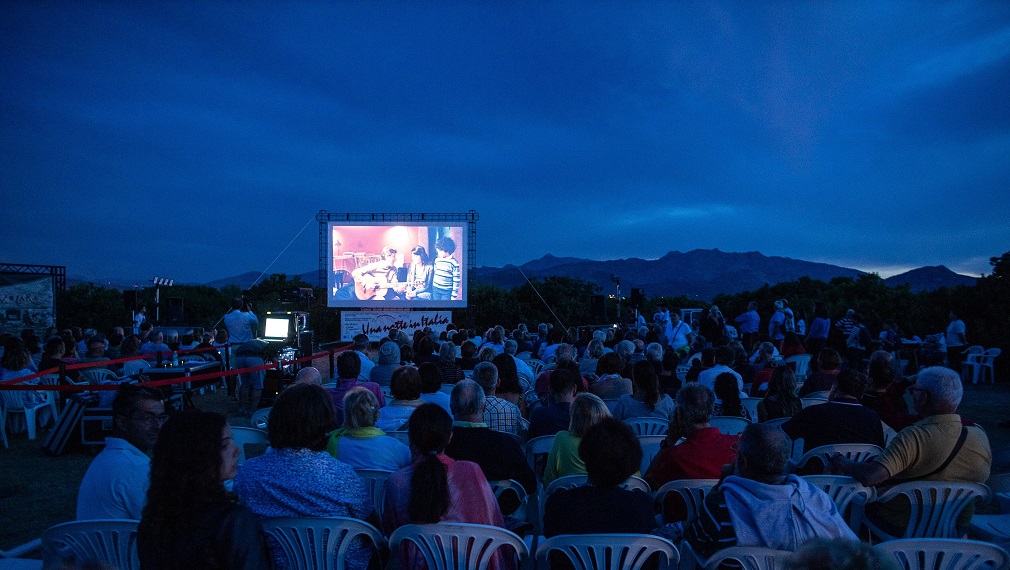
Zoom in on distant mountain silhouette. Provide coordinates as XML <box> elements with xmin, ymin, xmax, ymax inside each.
<box><xmin>473</xmin><ymin>249</ymin><xmax>866</xmax><ymax>299</ymax></box>
<box><xmin>884</xmin><ymin>265</ymin><xmax>977</xmax><ymax>292</ymax></box>
<box><xmin>184</xmin><ymin>252</ymin><xmax>977</xmax><ymax>299</ymax></box>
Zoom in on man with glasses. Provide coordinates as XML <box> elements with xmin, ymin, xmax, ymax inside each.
<box><xmin>831</xmin><ymin>366</ymin><xmax>991</xmax><ymax>534</ymax></box>
<box><xmin>77</xmin><ymin>385</ymin><xmax>166</xmax><ymax>520</ymax></box>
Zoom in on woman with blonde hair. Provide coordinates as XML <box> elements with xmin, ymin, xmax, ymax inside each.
<box><xmin>327</xmin><ymin>386</ymin><xmax>412</xmax><ymax>471</ymax></box>
<box><xmin>543</xmin><ymin>392</ymin><xmax>611</xmax><ymax>485</ymax></box>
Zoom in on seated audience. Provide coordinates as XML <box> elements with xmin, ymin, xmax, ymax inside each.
<box><xmin>352</xmin><ymin>334</ymin><xmax>376</xmax><ymax>380</ymax></box>
<box><xmin>757</xmin><ymin>366</ymin><xmax>802</xmax><ymax>422</ymax></box>
<box><xmin>859</xmin><ymin>350</ymin><xmax>916</xmax><ymax>431</ymax></box>
<box><xmin>377</xmin><ymin>366</ymin><xmax>425</xmax><ymax>431</ymax></box>
<box><xmin>78</xmin><ymin>386</ymin><xmax>165</xmax><ymax>520</ymax></box>
<box><xmin>444</xmin><ymin>380</ymin><xmax>536</xmax><ymax>498</ymax></box>
<box><xmin>294</xmin><ymin>365</ymin><xmax>323</xmax><ymax>386</ymax></box>
<box><xmin>783</xmin><ymin>369</ymin><xmax>885</xmax><ymax>453</ymax></box>
<box><xmin>492</xmin><ymin>353</ymin><xmax>527</xmax><ymax>419</ymax></box>
<box><xmin>590</xmin><ymin>352</ymin><xmax>632</xmax><ymax>399</ymax></box>
<box><xmin>543</xmin><ymin>418</ymin><xmax>655</xmax><ymax>536</ymax></box>
<box><xmin>119</xmin><ymin>336</ymin><xmax>148</xmax><ymax>377</ymax></box>
<box><xmin>697</xmin><ymin>346</ymin><xmax>743</xmax><ymax>392</ymax></box>
<box><xmin>658</xmin><ymin>350</ymin><xmax>682</xmax><ymax>397</ymax></box>
<box><xmin>543</xmin><ymin>392</ymin><xmax>611</xmax><ymax>485</ymax></box>
<box><xmin>713</xmin><ymin>372</ymin><xmax>751</xmax><ymax>420</ymax></box>
<box><xmin>78</xmin><ymin>336</ymin><xmax>111</xmax><ymax>368</ymax></box>
<box><xmin>781</xmin><ymin>332</ymin><xmax>806</xmax><ymax>359</ymax></box>
<box><xmin>457</xmin><ymin>340</ymin><xmax>479</xmax><ymax>370</ymax></box>
<box><xmin>138</xmin><ymin>410</ymin><xmax>269</xmax><ymax>569</ymax></box>
<box><xmin>684</xmin><ymin>424</ymin><xmax>856</xmax><ymax>558</ymax></box>
<box><xmin>327</xmin><ymin>351</ymin><xmax>386</xmax><ymax>426</ymax></box>
<box><xmin>504</xmin><ymin>339</ymin><xmax>534</xmax><ymax>390</ymax></box>
<box><xmin>474</xmin><ymin>361</ymin><xmax>524</xmax><ymax>436</ymax></box>
<box><xmin>139</xmin><ymin>331</ymin><xmax>171</xmax><ymax>359</ymax></box>
<box><xmin>382</xmin><ymin>404</ymin><xmax>507</xmax><ymax>569</ymax></box>
<box><xmin>798</xmin><ymin>348</ymin><xmax>842</xmax><ymax>396</ymax></box>
<box><xmin>435</xmin><ymin>340</ymin><xmax>465</xmax><ymax>384</ymax></box>
<box><xmin>579</xmin><ymin>339</ymin><xmax>604</xmax><ymax>375</ymax></box>
<box><xmin>534</xmin><ymin>344</ymin><xmax>589</xmax><ymax>398</ymax></box>
<box><xmin>748</xmin><ymin>343</ymin><xmax>779</xmax><ymax>396</ymax></box>
<box><xmin>327</xmin><ymin>386</ymin><xmax>411</xmax><ymax>472</ymax></box>
<box><xmin>644</xmin><ymin>384</ymin><xmax>739</xmax><ymax>489</ymax></box>
<box><xmin>612</xmin><ymin>360</ymin><xmax>675</xmax><ymax>421</ymax></box>
<box><xmin>369</xmin><ymin>341</ymin><xmax>400</xmax><ymax>386</ymax></box>
<box><xmin>832</xmin><ymin>366</ymin><xmax>992</xmax><ymax>536</ymax></box>
<box><xmin>40</xmin><ymin>336</ymin><xmax>80</xmax><ymax>381</ymax></box>
<box><xmin>235</xmin><ymin>383</ymin><xmax>373</xmax><ymax>569</ymax></box>
<box><xmin>418</xmin><ymin>362</ymin><xmax>452</xmax><ymax>415</ymax></box>
<box><xmin>528</xmin><ymin>369</ymin><xmax>578</xmax><ymax>439</ymax></box>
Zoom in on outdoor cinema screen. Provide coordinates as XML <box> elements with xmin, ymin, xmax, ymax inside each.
<box><xmin>326</xmin><ymin>222</ymin><xmax>467</xmax><ymax>309</ymax></box>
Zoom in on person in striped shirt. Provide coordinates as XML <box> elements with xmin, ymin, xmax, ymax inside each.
<box><xmin>431</xmin><ymin>236</ymin><xmax>460</xmax><ymax>300</ymax></box>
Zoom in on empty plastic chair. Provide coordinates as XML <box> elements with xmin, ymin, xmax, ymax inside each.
<box><xmin>261</xmin><ymin>516</ymin><xmax>387</xmax><ymax>570</ymax></box>
<box><xmin>784</xmin><ymin>354</ymin><xmax>812</xmax><ymax>383</ymax></box>
<box><xmin>875</xmin><ymin>538</ymin><xmax>1010</xmax><ymax>570</ymax></box>
<box><xmin>740</xmin><ymin>398</ymin><xmax>762</xmax><ymax>422</ymax></box>
<box><xmin>488</xmin><ymin>479</ymin><xmax>529</xmax><ymax>520</ymax></box>
<box><xmin>535</xmin><ymin>533</ymin><xmax>679</xmax><ymax>570</ymax></box>
<box><xmin>42</xmin><ymin>519</ymin><xmax>140</xmax><ymax>570</ymax></box>
<box><xmin>525</xmin><ymin>434</ymin><xmax>556</xmax><ymax>480</ymax></box>
<box><xmin>800</xmin><ymin>397</ymin><xmax>828</xmax><ymax>409</ymax></box>
<box><xmin>388</xmin><ymin>522</ymin><xmax>528</xmax><ymax>570</ymax></box>
<box><xmin>526</xmin><ymin>359</ymin><xmax>546</xmax><ymax>378</ymax></box>
<box><xmin>0</xmin><ymin>388</ymin><xmax>51</xmax><ymax>442</ymax></box>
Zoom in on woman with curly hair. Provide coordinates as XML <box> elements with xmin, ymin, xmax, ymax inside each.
<box><xmin>758</xmin><ymin>366</ymin><xmax>802</xmax><ymax>422</ymax></box>
<box><xmin>138</xmin><ymin>410</ymin><xmax>268</xmax><ymax>569</ymax></box>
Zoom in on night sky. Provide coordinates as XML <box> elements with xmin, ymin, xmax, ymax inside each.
<box><xmin>2</xmin><ymin>2</ymin><xmax>1008</xmax><ymax>285</ymax></box>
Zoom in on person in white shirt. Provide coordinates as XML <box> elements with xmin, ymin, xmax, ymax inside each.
<box><xmin>77</xmin><ymin>386</ymin><xmax>166</xmax><ymax>520</ymax></box>
<box><xmin>698</xmin><ymin>346</ymin><xmax>744</xmax><ymax>392</ymax></box>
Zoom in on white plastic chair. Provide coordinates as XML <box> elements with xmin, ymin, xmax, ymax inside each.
<box><xmin>654</xmin><ymin>479</ymin><xmax>718</xmax><ymax>524</ymax></box>
<box><xmin>489</xmin><ymin>479</ymin><xmax>529</xmax><ymax>520</ymax></box>
<box><xmin>250</xmin><ymin>407</ymin><xmax>270</xmax><ymax>430</ymax></box>
<box><xmin>790</xmin><ymin>443</ymin><xmax>884</xmax><ymax>474</ymax></box>
<box><xmin>864</xmin><ymin>481</ymin><xmax>991</xmax><ymax>540</ymax></box>
<box><xmin>882</xmin><ymin>423</ymin><xmax>897</xmax><ymax>445</ymax></box>
<box><xmin>354</xmin><ymin>469</ymin><xmax>393</xmax><ymax>522</ymax></box>
<box><xmin>387</xmin><ymin>430</ymin><xmax>410</xmax><ymax>446</ymax></box>
<box><xmin>535</xmin><ymin>533</ymin><xmax>679</xmax><ymax>570</ymax></box>
<box><xmin>761</xmin><ymin>417</ymin><xmax>789</xmax><ymax>428</ymax></box>
<box><xmin>388</xmin><ymin>522</ymin><xmax>528</xmax><ymax>570</ymax></box>
<box><xmin>438</xmin><ymin>383</ymin><xmax>455</xmax><ymax>395</ymax></box>
<box><xmin>740</xmin><ymin>398</ymin><xmax>762</xmax><ymax>422</ymax></box>
<box><xmin>802</xmin><ymin>475</ymin><xmax>875</xmax><ymax>532</ymax></box>
<box><xmin>784</xmin><ymin>354</ymin><xmax>812</xmax><ymax>383</ymax></box>
<box><xmin>525</xmin><ymin>434</ymin><xmax>556</xmax><ymax>480</ymax></box>
<box><xmin>261</xmin><ymin>516</ymin><xmax>387</xmax><ymax>570</ymax></box>
<box><xmin>41</xmin><ymin>519</ymin><xmax>140</xmax><ymax>570</ymax></box>
<box><xmin>969</xmin><ymin>513</ymin><xmax>1010</xmax><ymax>547</ymax></box>
<box><xmin>701</xmin><ymin>546</ymin><xmax>793</xmax><ymax>570</ymax></box>
<box><xmin>0</xmin><ymin>388</ymin><xmax>51</xmax><ymax>442</ymax></box>
<box><xmin>800</xmin><ymin>397</ymin><xmax>829</xmax><ymax>409</ymax></box>
<box><xmin>638</xmin><ymin>435</ymin><xmax>666</xmax><ymax>475</ymax></box>
<box><xmin>961</xmin><ymin>346</ymin><xmax>985</xmax><ymax>382</ymax></box>
<box><xmin>675</xmin><ymin>365</ymin><xmax>690</xmax><ymax>382</ymax></box>
<box><xmin>624</xmin><ymin>417</ymin><xmax>668</xmax><ymax>436</ymax></box>
<box><xmin>230</xmin><ymin>426</ymin><xmax>269</xmax><ymax>464</ymax></box>
<box><xmin>515</xmin><ymin>351</ymin><xmax>532</xmax><ymax>361</ymax></box>
<box><xmin>875</xmin><ymin>538</ymin><xmax>1010</xmax><ymax>570</ymax></box>
<box><xmin>709</xmin><ymin>416</ymin><xmax>751</xmax><ymax>436</ymax></box>
<box><xmin>526</xmin><ymin>359</ymin><xmax>546</xmax><ymax>378</ymax></box>
<box><xmin>967</xmin><ymin>348</ymin><xmax>1001</xmax><ymax>384</ymax></box>
<box><xmin>80</xmin><ymin>368</ymin><xmax>122</xmax><ymax>384</ymax></box>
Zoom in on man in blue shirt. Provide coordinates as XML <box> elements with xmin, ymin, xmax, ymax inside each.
<box><xmin>734</xmin><ymin>301</ymin><xmax>760</xmax><ymax>351</ymax></box>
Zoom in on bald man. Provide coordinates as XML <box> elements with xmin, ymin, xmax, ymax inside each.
<box><xmin>295</xmin><ymin>366</ymin><xmax>323</xmax><ymax>386</ymax></box>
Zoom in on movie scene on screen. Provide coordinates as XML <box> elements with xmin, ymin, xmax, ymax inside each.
<box><xmin>327</xmin><ymin>223</ymin><xmax>467</xmax><ymax>309</ymax></box>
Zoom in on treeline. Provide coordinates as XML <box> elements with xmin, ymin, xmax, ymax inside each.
<box><xmin>57</xmin><ymin>252</ymin><xmax>1007</xmax><ymax>376</ymax></box>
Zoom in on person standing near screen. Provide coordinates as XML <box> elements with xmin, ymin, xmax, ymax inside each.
<box><xmin>224</xmin><ymin>297</ymin><xmax>259</xmax><ymax>344</ymax></box>
<box><xmin>431</xmin><ymin>237</ymin><xmax>460</xmax><ymax>301</ymax></box>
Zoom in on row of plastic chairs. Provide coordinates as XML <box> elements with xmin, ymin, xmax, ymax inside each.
<box><xmin>34</xmin><ymin>517</ymin><xmax>1010</xmax><ymax>570</ymax></box>
<box><xmin>962</xmin><ymin>346</ymin><xmax>1001</xmax><ymax>384</ymax></box>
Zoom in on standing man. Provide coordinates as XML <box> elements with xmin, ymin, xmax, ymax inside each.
<box><xmin>945</xmin><ymin>310</ymin><xmax>967</xmax><ymax>372</ymax></box>
<box><xmin>667</xmin><ymin>309</ymin><xmax>694</xmax><ymax>359</ymax></box>
<box><xmin>77</xmin><ymin>386</ymin><xmax>166</xmax><ymax>520</ymax></box>
<box><xmin>224</xmin><ymin>297</ymin><xmax>259</xmax><ymax>345</ymax></box>
<box><xmin>734</xmin><ymin>302</ymin><xmax>760</xmax><ymax>352</ymax></box>
<box><xmin>133</xmin><ymin>306</ymin><xmax>147</xmax><ymax>335</ymax></box>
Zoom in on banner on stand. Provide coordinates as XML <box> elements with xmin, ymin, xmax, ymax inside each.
<box><xmin>340</xmin><ymin>310</ymin><xmax>451</xmax><ymax>341</ymax></box>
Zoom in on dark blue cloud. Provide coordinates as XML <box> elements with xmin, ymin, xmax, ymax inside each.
<box><xmin>1</xmin><ymin>2</ymin><xmax>1008</xmax><ymax>282</ymax></box>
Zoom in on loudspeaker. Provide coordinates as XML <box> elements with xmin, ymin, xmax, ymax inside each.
<box><xmin>165</xmin><ymin>297</ymin><xmax>184</xmax><ymax>324</ymax></box>
<box><xmin>590</xmin><ymin>295</ymin><xmax>606</xmax><ymax>322</ymax></box>
<box><xmin>299</xmin><ymin>331</ymin><xmax>314</xmax><ymax>357</ymax></box>
<box><xmin>630</xmin><ymin>288</ymin><xmax>645</xmax><ymax>309</ymax></box>
<box><xmin>123</xmin><ymin>290</ymin><xmax>138</xmax><ymax>312</ymax></box>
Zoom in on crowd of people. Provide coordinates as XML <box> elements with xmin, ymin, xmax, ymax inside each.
<box><xmin>3</xmin><ymin>298</ymin><xmax>994</xmax><ymax>568</ymax></box>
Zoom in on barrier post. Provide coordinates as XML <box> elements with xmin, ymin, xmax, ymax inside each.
<box><xmin>224</xmin><ymin>343</ymin><xmax>231</xmax><ymax>370</ymax></box>
<box><xmin>328</xmin><ymin>349</ymin><xmax>335</xmax><ymax>380</ymax></box>
<box><xmin>156</xmin><ymin>351</ymin><xmax>163</xmax><ymax>367</ymax></box>
<box><xmin>59</xmin><ymin>361</ymin><xmax>67</xmax><ymax>384</ymax></box>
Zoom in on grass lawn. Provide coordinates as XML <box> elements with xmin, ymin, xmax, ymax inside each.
<box><xmin>2</xmin><ymin>372</ymin><xmax>1008</xmax><ymax>554</ymax></box>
